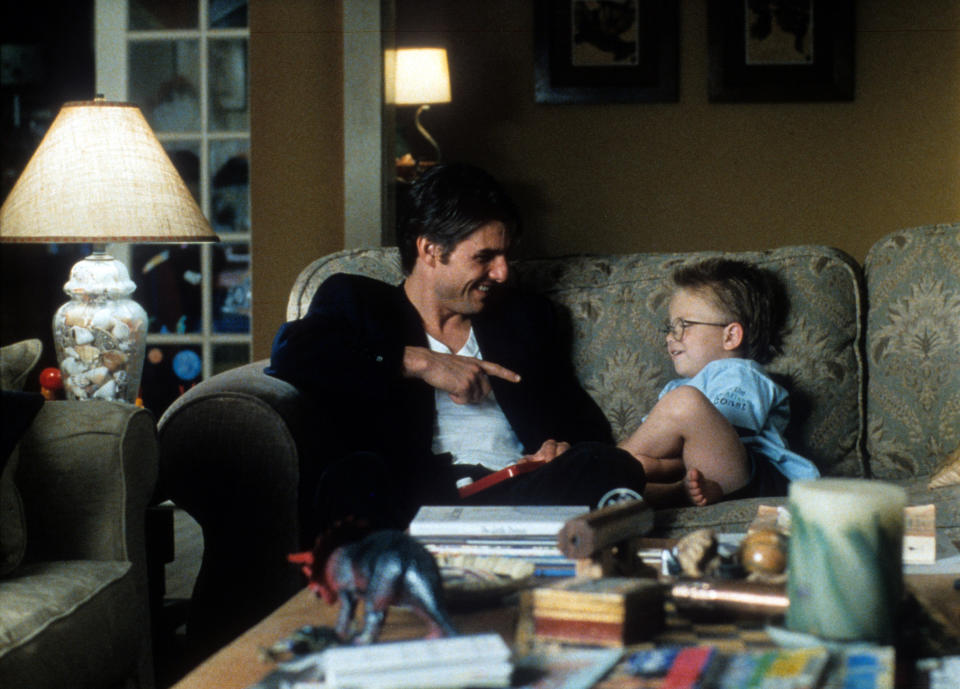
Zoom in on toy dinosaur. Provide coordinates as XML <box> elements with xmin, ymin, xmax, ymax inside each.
<box><xmin>289</xmin><ymin>526</ymin><xmax>457</xmax><ymax>644</ymax></box>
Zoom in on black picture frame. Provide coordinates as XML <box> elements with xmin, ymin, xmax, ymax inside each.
<box><xmin>708</xmin><ymin>0</ymin><xmax>854</xmax><ymax>103</ymax></box>
<box><xmin>534</xmin><ymin>0</ymin><xmax>679</xmax><ymax>104</ymax></box>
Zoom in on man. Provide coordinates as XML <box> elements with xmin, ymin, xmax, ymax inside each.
<box><xmin>268</xmin><ymin>163</ymin><xmax>645</xmax><ymax>537</ymax></box>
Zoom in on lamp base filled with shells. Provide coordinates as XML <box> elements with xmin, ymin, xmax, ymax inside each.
<box><xmin>52</xmin><ymin>250</ymin><xmax>146</xmax><ymax>403</ymax></box>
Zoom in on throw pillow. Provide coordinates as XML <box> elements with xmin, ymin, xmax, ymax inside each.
<box><xmin>1</xmin><ymin>390</ymin><xmax>45</xmax><ymax>576</ymax></box>
<box><xmin>0</xmin><ymin>338</ymin><xmax>43</xmax><ymax>392</ymax></box>
<box><xmin>928</xmin><ymin>444</ymin><xmax>960</xmax><ymax>489</ymax></box>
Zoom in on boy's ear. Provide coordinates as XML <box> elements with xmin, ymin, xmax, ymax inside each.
<box><xmin>723</xmin><ymin>322</ymin><xmax>744</xmax><ymax>351</ymax></box>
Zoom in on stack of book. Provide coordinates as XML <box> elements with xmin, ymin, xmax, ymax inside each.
<box><xmin>322</xmin><ymin>633</ymin><xmax>513</xmax><ymax>689</ymax></box>
<box><xmin>408</xmin><ymin>505</ymin><xmax>589</xmax><ymax>577</ymax></box>
<box><xmin>531</xmin><ymin>576</ymin><xmax>665</xmax><ymax>647</ymax></box>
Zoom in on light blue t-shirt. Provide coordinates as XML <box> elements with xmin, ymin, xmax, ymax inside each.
<box><xmin>659</xmin><ymin>358</ymin><xmax>820</xmax><ymax>481</ymax></box>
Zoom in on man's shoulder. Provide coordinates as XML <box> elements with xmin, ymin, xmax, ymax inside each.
<box><xmin>321</xmin><ymin>272</ymin><xmax>400</xmax><ymax>293</ymax></box>
<box><xmin>312</xmin><ymin>272</ymin><xmax>403</xmax><ymax>306</ymax></box>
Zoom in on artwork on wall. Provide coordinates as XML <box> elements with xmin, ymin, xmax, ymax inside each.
<box><xmin>708</xmin><ymin>0</ymin><xmax>854</xmax><ymax>102</ymax></box>
<box><xmin>534</xmin><ymin>0</ymin><xmax>678</xmax><ymax>104</ymax></box>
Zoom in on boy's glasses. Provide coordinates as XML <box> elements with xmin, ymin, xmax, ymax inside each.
<box><xmin>661</xmin><ymin>318</ymin><xmax>729</xmax><ymax>341</ymax></box>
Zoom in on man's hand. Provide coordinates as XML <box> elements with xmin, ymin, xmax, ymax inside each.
<box><xmin>520</xmin><ymin>438</ymin><xmax>571</xmax><ymax>464</ymax></box>
<box><xmin>402</xmin><ymin>346</ymin><xmax>521</xmax><ymax>404</ymax></box>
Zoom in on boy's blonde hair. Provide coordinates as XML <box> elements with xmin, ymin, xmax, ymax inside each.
<box><xmin>671</xmin><ymin>258</ymin><xmax>787</xmax><ymax>364</ymax></box>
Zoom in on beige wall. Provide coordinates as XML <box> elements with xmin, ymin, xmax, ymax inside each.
<box><xmin>251</xmin><ymin>0</ymin><xmax>959</xmax><ymax>358</ymax></box>
<box><xmin>250</xmin><ymin>0</ymin><xmax>343</xmax><ymax>358</ymax></box>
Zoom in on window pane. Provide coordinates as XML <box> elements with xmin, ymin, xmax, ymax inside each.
<box><xmin>129</xmin><ymin>0</ymin><xmax>198</xmax><ymax>30</ymax></box>
<box><xmin>164</xmin><ymin>141</ymin><xmax>201</xmax><ymax>204</ymax></box>
<box><xmin>213</xmin><ymin>243</ymin><xmax>250</xmax><ymax>333</ymax></box>
<box><xmin>214</xmin><ymin>343</ymin><xmax>251</xmax><ymax>375</ymax></box>
<box><xmin>140</xmin><ymin>345</ymin><xmax>202</xmax><ymax>417</ymax></box>
<box><xmin>132</xmin><ymin>245</ymin><xmax>202</xmax><ymax>334</ymax></box>
<box><xmin>129</xmin><ymin>40</ymin><xmax>201</xmax><ymax>132</ymax></box>
<box><xmin>210</xmin><ymin>0</ymin><xmax>248</xmax><ymax>28</ymax></box>
<box><xmin>208</xmin><ymin>39</ymin><xmax>248</xmax><ymax>131</ymax></box>
<box><xmin>210</xmin><ymin>139</ymin><xmax>249</xmax><ymax>234</ymax></box>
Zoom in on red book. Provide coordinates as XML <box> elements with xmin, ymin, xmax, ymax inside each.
<box><xmin>659</xmin><ymin>646</ymin><xmax>715</xmax><ymax>689</ymax></box>
<box><xmin>457</xmin><ymin>460</ymin><xmax>548</xmax><ymax>498</ymax></box>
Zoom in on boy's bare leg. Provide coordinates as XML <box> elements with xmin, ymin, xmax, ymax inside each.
<box><xmin>618</xmin><ymin>385</ymin><xmax>750</xmax><ymax>506</ymax></box>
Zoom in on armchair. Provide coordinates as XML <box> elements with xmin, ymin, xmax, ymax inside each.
<box><xmin>0</xmin><ymin>396</ymin><xmax>158</xmax><ymax>689</ymax></box>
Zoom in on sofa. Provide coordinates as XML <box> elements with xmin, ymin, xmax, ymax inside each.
<box><xmin>157</xmin><ymin>222</ymin><xmax>960</xmax><ymax>656</ymax></box>
<box><xmin>0</xmin><ymin>339</ymin><xmax>158</xmax><ymax>689</ymax></box>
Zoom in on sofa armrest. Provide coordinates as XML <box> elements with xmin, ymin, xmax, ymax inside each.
<box><xmin>156</xmin><ymin>359</ymin><xmax>314</xmax><ymax>654</ymax></box>
<box><xmin>16</xmin><ymin>400</ymin><xmax>157</xmax><ymax>565</ymax></box>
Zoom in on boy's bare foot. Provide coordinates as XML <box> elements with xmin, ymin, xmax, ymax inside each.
<box><xmin>684</xmin><ymin>468</ymin><xmax>724</xmax><ymax>506</ymax></box>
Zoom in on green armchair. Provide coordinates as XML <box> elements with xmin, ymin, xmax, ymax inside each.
<box><xmin>1</xmin><ymin>340</ymin><xmax>158</xmax><ymax>689</ymax></box>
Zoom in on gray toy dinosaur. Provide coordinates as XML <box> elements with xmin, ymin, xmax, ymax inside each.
<box><xmin>289</xmin><ymin>527</ymin><xmax>457</xmax><ymax>644</ymax></box>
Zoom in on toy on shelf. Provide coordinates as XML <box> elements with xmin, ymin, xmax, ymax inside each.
<box><xmin>289</xmin><ymin>525</ymin><xmax>457</xmax><ymax>644</ymax></box>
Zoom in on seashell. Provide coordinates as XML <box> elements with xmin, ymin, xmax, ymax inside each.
<box><xmin>68</xmin><ymin>374</ymin><xmax>91</xmax><ymax>391</ymax></box>
<box><xmin>101</xmin><ymin>350</ymin><xmax>127</xmax><ymax>372</ymax></box>
<box><xmin>64</xmin><ymin>312</ymin><xmax>87</xmax><ymax>327</ymax></box>
<box><xmin>112</xmin><ymin>320</ymin><xmax>131</xmax><ymax>340</ymax></box>
<box><xmin>66</xmin><ymin>381</ymin><xmax>89</xmax><ymax>400</ymax></box>
<box><xmin>72</xmin><ymin>326</ymin><xmax>94</xmax><ymax>345</ymax></box>
<box><xmin>92</xmin><ymin>379</ymin><xmax>117</xmax><ymax>400</ymax></box>
<box><xmin>675</xmin><ymin>528</ymin><xmax>718</xmax><ymax>578</ymax></box>
<box><xmin>75</xmin><ymin>345</ymin><xmax>101</xmax><ymax>362</ymax></box>
<box><xmin>87</xmin><ymin>367</ymin><xmax>110</xmax><ymax>386</ymax></box>
<box><xmin>90</xmin><ymin>309</ymin><xmax>113</xmax><ymax>329</ymax></box>
<box><xmin>93</xmin><ymin>330</ymin><xmax>118</xmax><ymax>352</ymax></box>
<box><xmin>61</xmin><ymin>357</ymin><xmax>85</xmax><ymax>377</ymax></box>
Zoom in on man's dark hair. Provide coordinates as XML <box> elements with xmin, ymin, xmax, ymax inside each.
<box><xmin>671</xmin><ymin>258</ymin><xmax>788</xmax><ymax>364</ymax></box>
<box><xmin>397</xmin><ymin>163</ymin><xmax>521</xmax><ymax>274</ymax></box>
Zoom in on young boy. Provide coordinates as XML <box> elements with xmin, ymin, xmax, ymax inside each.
<box><xmin>618</xmin><ymin>258</ymin><xmax>819</xmax><ymax>507</ymax></box>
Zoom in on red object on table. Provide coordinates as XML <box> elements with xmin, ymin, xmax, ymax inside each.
<box><xmin>39</xmin><ymin>367</ymin><xmax>63</xmax><ymax>400</ymax></box>
<box><xmin>457</xmin><ymin>460</ymin><xmax>548</xmax><ymax>498</ymax></box>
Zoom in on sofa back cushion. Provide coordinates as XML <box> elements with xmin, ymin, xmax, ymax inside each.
<box><xmin>288</xmin><ymin>244</ymin><xmax>865</xmax><ymax>478</ymax></box>
<box><xmin>864</xmin><ymin>223</ymin><xmax>960</xmax><ymax>479</ymax></box>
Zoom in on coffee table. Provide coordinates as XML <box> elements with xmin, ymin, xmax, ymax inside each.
<box><xmin>170</xmin><ymin>574</ymin><xmax>958</xmax><ymax>689</ymax></box>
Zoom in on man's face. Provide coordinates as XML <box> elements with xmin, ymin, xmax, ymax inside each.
<box><xmin>432</xmin><ymin>221</ymin><xmax>510</xmax><ymax>316</ymax></box>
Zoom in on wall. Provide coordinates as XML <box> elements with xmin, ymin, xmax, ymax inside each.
<box><xmin>250</xmin><ymin>0</ymin><xmax>343</xmax><ymax>359</ymax></box>
<box><xmin>250</xmin><ymin>0</ymin><xmax>959</xmax><ymax>358</ymax></box>
<box><xmin>396</xmin><ymin>0</ymin><xmax>959</xmax><ymax>260</ymax></box>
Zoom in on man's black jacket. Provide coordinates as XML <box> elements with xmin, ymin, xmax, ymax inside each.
<box><xmin>267</xmin><ymin>273</ymin><xmax>612</xmax><ymax>474</ymax></box>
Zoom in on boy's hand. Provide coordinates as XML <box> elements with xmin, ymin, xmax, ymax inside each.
<box><xmin>402</xmin><ymin>346</ymin><xmax>521</xmax><ymax>404</ymax></box>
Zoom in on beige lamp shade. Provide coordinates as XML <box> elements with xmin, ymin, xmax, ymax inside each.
<box><xmin>0</xmin><ymin>99</ymin><xmax>217</xmax><ymax>243</ymax></box>
<box><xmin>387</xmin><ymin>48</ymin><xmax>452</xmax><ymax>105</ymax></box>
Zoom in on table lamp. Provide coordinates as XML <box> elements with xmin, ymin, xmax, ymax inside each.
<box><xmin>388</xmin><ymin>47</ymin><xmax>452</xmax><ymax>164</ymax></box>
<box><xmin>0</xmin><ymin>98</ymin><xmax>218</xmax><ymax>404</ymax></box>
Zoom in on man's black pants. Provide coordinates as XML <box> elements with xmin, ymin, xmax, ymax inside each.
<box><xmin>307</xmin><ymin>441</ymin><xmax>646</xmax><ymax>538</ymax></box>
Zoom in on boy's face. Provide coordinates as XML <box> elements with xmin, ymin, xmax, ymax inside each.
<box><xmin>666</xmin><ymin>288</ymin><xmax>739</xmax><ymax>378</ymax></box>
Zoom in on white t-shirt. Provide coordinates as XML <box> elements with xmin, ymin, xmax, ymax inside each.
<box><xmin>427</xmin><ymin>328</ymin><xmax>525</xmax><ymax>471</ymax></box>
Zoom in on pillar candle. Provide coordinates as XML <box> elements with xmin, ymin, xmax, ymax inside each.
<box><xmin>786</xmin><ymin>478</ymin><xmax>906</xmax><ymax>643</ymax></box>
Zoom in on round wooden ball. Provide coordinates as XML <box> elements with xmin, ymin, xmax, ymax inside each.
<box><xmin>740</xmin><ymin>529</ymin><xmax>788</xmax><ymax>575</ymax></box>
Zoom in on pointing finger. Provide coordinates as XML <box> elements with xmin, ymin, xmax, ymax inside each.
<box><xmin>477</xmin><ymin>360</ymin><xmax>521</xmax><ymax>383</ymax></box>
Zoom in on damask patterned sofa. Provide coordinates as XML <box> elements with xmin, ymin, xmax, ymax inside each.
<box><xmin>157</xmin><ymin>222</ymin><xmax>959</xmax><ymax>655</ymax></box>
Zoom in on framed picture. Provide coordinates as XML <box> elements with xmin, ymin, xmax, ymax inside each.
<box><xmin>708</xmin><ymin>0</ymin><xmax>854</xmax><ymax>102</ymax></box>
<box><xmin>534</xmin><ymin>0</ymin><xmax>678</xmax><ymax>104</ymax></box>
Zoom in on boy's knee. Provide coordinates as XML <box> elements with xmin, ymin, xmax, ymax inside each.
<box><xmin>658</xmin><ymin>384</ymin><xmax>714</xmax><ymax>418</ymax></box>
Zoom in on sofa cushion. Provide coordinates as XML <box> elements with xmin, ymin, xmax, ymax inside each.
<box><xmin>287</xmin><ymin>245</ymin><xmax>866</xmax><ymax>479</ymax></box>
<box><xmin>0</xmin><ymin>560</ymin><xmax>139</xmax><ymax>689</ymax></box>
<box><xmin>0</xmin><ymin>392</ymin><xmax>45</xmax><ymax>577</ymax></box>
<box><xmin>865</xmin><ymin>223</ymin><xmax>960</xmax><ymax>479</ymax></box>
<box><xmin>0</xmin><ymin>339</ymin><xmax>42</xmax><ymax>393</ymax></box>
